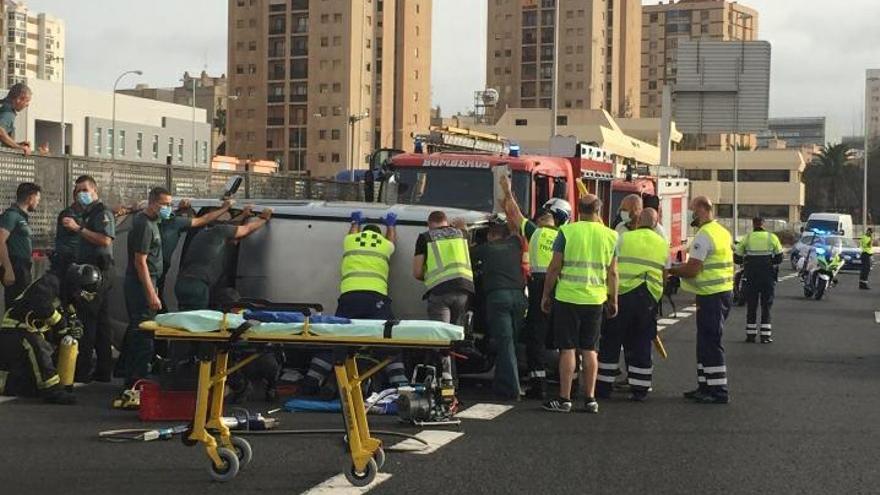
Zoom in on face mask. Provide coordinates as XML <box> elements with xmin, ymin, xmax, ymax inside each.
<box><xmin>77</xmin><ymin>192</ymin><xmax>93</xmax><ymax>207</ymax></box>
<box><xmin>158</xmin><ymin>205</ymin><xmax>173</xmax><ymax>220</ymax></box>
<box><xmin>619</xmin><ymin>210</ymin><xmax>630</xmax><ymax>223</ymax></box>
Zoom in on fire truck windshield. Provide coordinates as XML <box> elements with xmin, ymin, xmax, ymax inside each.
<box><xmin>394</xmin><ymin>168</ymin><xmax>530</xmax><ymax>212</ymax></box>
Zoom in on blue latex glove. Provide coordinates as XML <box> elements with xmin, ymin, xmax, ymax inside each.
<box><xmin>382</xmin><ymin>212</ymin><xmax>398</xmax><ymax>226</ymax></box>
<box><xmin>350</xmin><ymin>211</ymin><xmax>365</xmax><ymax>225</ymax></box>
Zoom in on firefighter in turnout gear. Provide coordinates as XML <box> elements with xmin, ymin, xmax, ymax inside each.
<box><xmin>670</xmin><ymin>196</ymin><xmax>734</xmax><ymax>405</ymax></box>
<box><xmin>859</xmin><ymin>228</ymin><xmax>872</xmax><ymax>290</ymax></box>
<box><xmin>500</xmin><ymin>174</ymin><xmax>570</xmax><ymax>400</ymax></box>
<box><xmin>301</xmin><ymin>211</ymin><xmax>407</xmax><ymax>395</ymax></box>
<box><xmin>596</xmin><ymin>208</ymin><xmax>669</xmax><ymax>401</ymax></box>
<box><xmin>735</xmin><ymin>217</ymin><xmax>783</xmax><ymax>343</ymax></box>
<box><xmin>0</xmin><ymin>264</ymin><xmax>102</xmax><ymax>404</ymax></box>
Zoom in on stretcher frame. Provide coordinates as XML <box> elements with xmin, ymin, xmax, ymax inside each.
<box><xmin>139</xmin><ymin>303</ymin><xmax>456</xmax><ymax>486</ymax></box>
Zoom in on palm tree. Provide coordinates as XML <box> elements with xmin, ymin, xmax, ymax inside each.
<box><xmin>810</xmin><ymin>143</ymin><xmax>854</xmax><ymax>210</ymax></box>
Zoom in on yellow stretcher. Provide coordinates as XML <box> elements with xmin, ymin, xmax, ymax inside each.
<box><xmin>139</xmin><ymin>303</ymin><xmax>462</xmax><ymax>486</ymax></box>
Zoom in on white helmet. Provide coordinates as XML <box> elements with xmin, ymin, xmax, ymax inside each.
<box><xmin>541</xmin><ymin>198</ymin><xmax>572</xmax><ymax>226</ymax></box>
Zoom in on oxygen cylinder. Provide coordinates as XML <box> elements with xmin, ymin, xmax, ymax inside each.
<box><xmin>58</xmin><ymin>336</ymin><xmax>78</xmax><ymax>389</ymax></box>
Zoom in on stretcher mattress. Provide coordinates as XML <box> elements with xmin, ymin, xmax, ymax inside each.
<box><xmin>153</xmin><ymin>310</ymin><xmax>464</xmax><ymax>342</ymax></box>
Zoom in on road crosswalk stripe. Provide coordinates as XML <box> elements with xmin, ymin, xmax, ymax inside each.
<box><xmin>300</xmin><ymin>473</ymin><xmax>392</xmax><ymax>494</ymax></box>
<box><xmin>456</xmin><ymin>403</ymin><xmax>513</xmax><ymax>420</ymax></box>
<box><xmin>0</xmin><ymin>397</ymin><xmax>15</xmax><ymax>405</ymax></box>
<box><xmin>391</xmin><ymin>429</ymin><xmax>464</xmax><ymax>455</ymax></box>
<box><xmin>657</xmin><ymin>318</ymin><xmax>679</xmax><ymax>325</ymax></box>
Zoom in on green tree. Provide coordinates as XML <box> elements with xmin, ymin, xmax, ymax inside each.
<box><xmin>804</xmin><ymin>143</ymin><xmax>858</xmax><ymax>215</ymax></box>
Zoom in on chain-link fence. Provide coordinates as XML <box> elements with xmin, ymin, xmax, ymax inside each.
<box><xmin>0</xmin><ymin>150</ymin><xmax>363</xmax><ymax>248</ymax></box>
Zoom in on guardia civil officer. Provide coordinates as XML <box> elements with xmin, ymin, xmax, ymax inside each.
<box><xmin>0</xmin><ymin>182</ymin><xmax>40</xmax><ymax>309</ymax></box>
<box><xmin>670</xmin><ymin>196</ymin><xmax>734</xmax><ymax>404</ymax></box>
<box><xmin>734</xmin><ymin>217</ymin><xmax>783</xmax><ymax>343</ymax></box>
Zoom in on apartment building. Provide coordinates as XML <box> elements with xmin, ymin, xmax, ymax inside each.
<box><xmin>642</xmin><ymin>0</ymin><xmax>757</xmax><ymax>150</ymax></box>
<box><xmin>676</xmin><ymin>149</ymin><xmax>805</xmax><ymax>222</ymax></box>
<box><xmin>4</xmin><ymin>0</ymin><xmax>64</xmax><ymax>88</ymax></box>
<box><xmin>867</xmin><ymin>69</ymin><xmax>880</xmax><ymax>146</ymax></box>
<box><xmin>757</xmin><ymin>117</ymin><xmax>826</xmax><ymax>150</ymax></box>
<box><xmin>486</xmin><ymin>0</ymin><xmax>641</xmax><ymax>121</ymax></box>
<box><xmin>118</xmin><ymin>71</ymin><xmax>230</xmax><ymax>156</ymax></box>
<box><xmin>227</xmin><ymin>0</ymin><xmax>431</xmax><ymax>177</ymax></box>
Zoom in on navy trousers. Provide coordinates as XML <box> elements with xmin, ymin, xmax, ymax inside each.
<box><xmin>696</xmin><ymin>291</ymin><xmax>732</xmax><ymax>398</ymax></box>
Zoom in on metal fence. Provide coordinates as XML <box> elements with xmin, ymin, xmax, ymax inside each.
<box><xmin>0</xmin><ymin>151</ymin><xmax>363</xmax><ymax>248</ymax></box>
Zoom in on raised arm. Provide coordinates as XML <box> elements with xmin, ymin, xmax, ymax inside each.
<box><xmin>190</xmin><ymin>199</ymin><xmax>234</xmax><ymax>228</ymax></box>
<box><xmin>500</xmin><ymin>175</ymin><xmax>525</xmax><ymax>233</ymax></box>
<box><xmin>234</xmin><ymin>208</ymin><xmax>272</xmax><ymax>240</ymax></box>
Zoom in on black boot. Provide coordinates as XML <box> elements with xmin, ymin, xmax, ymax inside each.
<box><xmin>745</xmin><ymin>335</ymin><xmax>756</xmax><ymax>343</ymax></box>
<box><xmin>43</xmin><ymin>386</ymin><xmax>76</xmax><ymax>405</ymax></box>
<box><xmin>524</xmin><ymin>377</ymin><xmax>547</xmax><ymax>400</ymax></box>
<box><xmin>760</xmin><ymin>336</ymin><xmax>774</xmax><ymax>344</ymax></box>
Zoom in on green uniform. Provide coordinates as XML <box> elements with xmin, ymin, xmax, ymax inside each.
<box><xmin>76</xmin><ymin>201</ymin><xmax>116</xmax><ymax>271</ymax></box>
<box><xmin>1</xmin><ymin>204</ymin><xmax>33</xmax><ymax>309</ymax></box>
<box><xmin>157</xmin><ymin>214</ymin><xmax>193</xmax><ymax>305</ymax></box>
<box><xmin>0</xmin><ymin>102</ymin><xmax>18</xmax><ymax>142</ymax></box>
<box><xmin>122</xmin><ymin>211</ymin><xmax>163</xmax><ymax>386</ymax></box>
<box><xmin>175</xmin><ymin>224</ymin><xmax>238</xmax><ymax>310</ymax></box>
<box><xmin>50</xmin><ymin>206</ymin><xmax>82</xmax><ymax>274</ymax></box>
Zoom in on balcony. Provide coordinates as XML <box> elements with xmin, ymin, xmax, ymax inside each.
<box><xmin>268</xmin><ymin>94</ymin><xmax>286</xmax><ymax>104</ymax></box>
<box><xmin>267</xmin><ymin>117</ymin><xmax>285</xmax><ymax>126</ymax></box>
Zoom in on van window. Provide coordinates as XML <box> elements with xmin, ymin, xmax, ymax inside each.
<box><xmin>805</xmin><ymin>220</ymin><xmax>841</xmax><ymax>234</ymax></box>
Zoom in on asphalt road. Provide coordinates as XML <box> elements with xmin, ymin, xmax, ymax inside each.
<box><xmin>1</xmin><ymin>264</ymin><xmax>879</xmax><ymax>494</ymax></box>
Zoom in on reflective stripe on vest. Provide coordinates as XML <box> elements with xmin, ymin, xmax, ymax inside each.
<box><xmin>617</xmin><ymin>229</ymin><xmax>668</xmax><ymax>302</ymax></box>
<box><xmin>339</xmin><ymin>231</ymin><xmax>393</xmax><ymax>296</ymax></box>
<box><xmin>555</xmin><ymin>221</ymin><xmax>618</xmax><ymax>305</ymax></box>
<box><xmin>681</xmin><ymin>221</ymin><xmax>735</xmax><ymax>295</ymax></box>
<box><xmin>528</xmin><ymin>226</ymin><xmax>559</xmax><ymax>274</ymax></box>
<box><xmin>424</xmin><ymin>227</ymin><xmax>473</xmax><ymax>290</ymax></box>
<box><xmin>742</xmin><ymin>231</ymin><xmax>779</xmax><ymax>256</ymax></box>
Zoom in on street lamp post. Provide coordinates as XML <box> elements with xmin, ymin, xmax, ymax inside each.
<box><xmin>48</xmin><ymin>55</ymin><xmax>65</xmax><ymax>154</ymax></box>
<box><xmin>348</xmin><ymin>109</ymin><xmax>369</xmax><ymax>181</ymax></box>
<box><xmin>111</xmin><ymin>69</ymin><xmax>143</xmax><ymax>161</ymax></box>
<box><xmin>188</xmin><ymin>77</ymin><xmax>196</xmax><ymax>167</ymax></box>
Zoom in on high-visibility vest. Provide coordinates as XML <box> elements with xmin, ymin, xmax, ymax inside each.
<box><xmin>737</xmin><ymin>230</ymin><xmax>782</xmax><ymax>257</ymax></box>
<box><xmin>555</xmin><ymin>221</ymin><xmax>618</xmax><ymax>305</ymax></box>
<box><xmin>340</xmin><ymin>231</ymin><xmax>394</xmax><ymax>296</ymax></box>
<box><xmin>522</xmin><ymin>218</ymin><xmax>559</xmax><ymax>274</ymax></box>
<box><xmin>681</xmin><ymin>220</ymin><xmax>735</xmax><ymax>295</ymax></box>
<box><xmin>617</xmin><ymin>228</ymin><xmax>668</xmax><ymax>302</ymax></box>
<box><xmin>860</xmin><ymin>234</ymin><xmax>873</xmax><ymax>254</ymax></box>
<box><xmin>424</xmin><ymin>227</ymin><xmax>473</xmax><ymax>290</ymax></box>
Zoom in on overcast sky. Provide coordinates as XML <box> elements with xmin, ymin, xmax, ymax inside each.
<box><xmin>26</xmin><ymin>0</ymin><xmax>880</xmax><ymax>141</ymax></box>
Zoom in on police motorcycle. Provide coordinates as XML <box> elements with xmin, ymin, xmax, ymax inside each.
<box><xmin>800</xmin><ymin>245</ymin><xmax>843</xmax><ymax>300</ymax></box>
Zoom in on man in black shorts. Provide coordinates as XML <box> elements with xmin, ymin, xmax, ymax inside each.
<box><xmin>540</xmin><ymin>195</ymin><xmax>619</xmax><ymax>414</ymax></box>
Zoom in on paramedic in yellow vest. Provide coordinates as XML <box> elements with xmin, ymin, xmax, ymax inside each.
<box><xmin>734</xmin><ymin>216</ymin><xmax>783</xmax><ymax>343</ymax></box>
<box><xmin>670</xmin><ymin>196</ymin><xmax>734</xmax><ymax>405</ymax></box>
<box><xmin>500</xmin><ymin>174</ymin><xmax>571</xmax><ymax>400</ymax></box>
<box><xmin>596</xmin><ymin>208</ymin><xmax>669</xmax><ymax>401</ymax></box>
<box><xmin>540</xmin><ymin>195</ymin><xmax>619</xmax><ymax>414</ymax></box>
<box><xmin>301</xmin><ymin>210</ymin><xmax>405</xmax><ymax>395</ymax></box>
<box><xmin>858</xmin><ymin>227</ymin><xmax>872</xmax><ymax>290</ymax></box>
<box><xmin>413</xmin><ymin>210</ymin><xmax>474</xmax><ymax>387</ymax></box>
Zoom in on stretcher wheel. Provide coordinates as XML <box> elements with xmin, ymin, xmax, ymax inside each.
<box><xmin>230</xmin><ymin>436</ymin><xmax>253</xmax><ymax>467</ymax></box>
<box><xmin>181</xmin><ymin>424</ymin><xmax>198</xmax><ymax>447</ymax></box>
<box><xmin>343</xmin><ymin>458</ymin><xmax>378</xmax><ymax>487</ymax></box>
<box><xmin>209</xmin><ymin>448</ymin><xmax>240</xmax><ymax>482</ymax></box>
<box><xmin>373</xmin><ymin>448</ymin><xmax>386</xmax><ymax>470</ymax></box>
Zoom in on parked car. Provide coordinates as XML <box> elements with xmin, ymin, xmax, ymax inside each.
<box><xmin>796</xmin><ymin>234</ymin><xmax>862</xmax><ymax>271</ymax></box>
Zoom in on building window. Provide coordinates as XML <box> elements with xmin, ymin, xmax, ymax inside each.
<box><xmin>119</xmin><ymin>130</ymin><xmax>126</xmax><ymax>156</ymax></box>
<box><xmin>152</xmin><ymin>135</ymin><xmax>159</xmax><ymax>159</ymax></box>
<box><xmin>201</xmin><ymin>141</ymin><xmax>209</xmax><ymax>164</ymax></box>
<box><xmin>685</xmin><ymin>169</ymin><xmax>712</xmax><ymax>181</ymax></box>
<box><xmin>319</xmin><ymin>129</ymin><xmax>327</xmax><ymax>139</ymax></box>
<box><xmin>331</xmin><ymin>129</ymin><xmax>341</xmax><ymax>140</ymax></box>
<box><xmin>178</xmin><ymin>139</ymin><xmax>184</xmax><ymax>162</ymax></box>
<box><xmin>136</xmin><ymin>132</ymin><xmax>143</xmax><ymax>158</ymax></box>
<box><xmin>739</xmin><ymin>170</ymin><xmax>791</xmax><ymax>182</ymax></box>
<box><xmin>168</xmin><ymin>137</ymin><xmax>174</xmax><ymax>160</ymax></box>
<box><xmin>94</xmin><ymin>127</ymin><xmax>102</xmax><ymax>155</ymax></box>
<box><xmin>515</xmin><ymin>119</ymin><xmax>528</xmax><ymax>126</ymax></box>
<box><xmin>557</xmin><ymin>116</ymin><xmax>568</xmax><ymax>126</ymax></box>
<box><xmin>106</xmin><ymin>128</ymin><xmax>113</xmax><ymax>156</ymax></box>
<box><xmin>331</xmin><ymin>153</ymin><xmax>340</xmax><ymax>163</ymax></box>
<box><xmin>648</xmin><ymin>81</ymin><xmax>657</xmax><ymax>90</ymax></box>
<box><xmin>318</xmin><ymin>153</ymin><xmax>326</xmax><ymax>163</ymax></box>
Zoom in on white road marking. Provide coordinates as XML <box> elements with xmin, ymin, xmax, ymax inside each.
<box><xmin>657</xmin><ymin>318</ymin><xmax>679</xmax><ymax>325</ymax></box>
<box><xmin>300</xmin><ymin>473</ymin><xmax>392</xmax><ymax>494</ymax></box>
<box><xmin>656</xmin><ymin>326</ymin><xmax>666</xmax><ymax>333</ymax></box>
<box><xmin>455</xmin><ymin>403</ymin><xmax>513</xmax><ymax>420</ymax></box>
<box><xmin>0</xmin><ymin>397</ymin><xmax>16</xmax><ymax>405</ymax></box>
<box><xmin>683</xmin><ymin>306</ymin><xmax>697</xmax><ymax>312</ymax></box>
<box><xmin>391</xmin><ymin>429</ymin><xmax>464</xmax><ymax>455</ymax></box>
<box><xmin>671</xmin><ymin>312</ymin><xmax>693</xmax><ymax>318</ymax></box>
<box><xmin>874</xmin><ymin>311</ymin><xmax>880</xmax><ymax>324</ymax></box>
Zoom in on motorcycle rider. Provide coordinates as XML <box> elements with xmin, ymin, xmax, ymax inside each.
<box><xmin>734</xmin><ymin>217</ymin><xmax>783</xmax><ymax>344</ymax></box>
<box><xmin>803</xmin><ymin>243</ymin><xmax>843</xmax><ymax>296</ymax></box>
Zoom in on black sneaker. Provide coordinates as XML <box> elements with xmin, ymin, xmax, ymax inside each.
<box><xmin>760</xmin><ymin>336</ymin><xmax>774</xmax><ymax>344</ymax></box>
<box><xmin>542</xmin><ymin>397</ymin><xmax>573</xmax><ymax>413</ymax></box>
<box><xmin>629</xmin><ymin>391</ymin><xmax>648</xmax><ymax>402</ymax></box>
<box><xmin>583</xmin><ymin>398</ymin><xmax>599</xmax><ymax>414</ymax></box>
<box><xmin>745</xmin><ymin>335</ymin><xmax>756</xmax><ymax>343</ymax></box>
